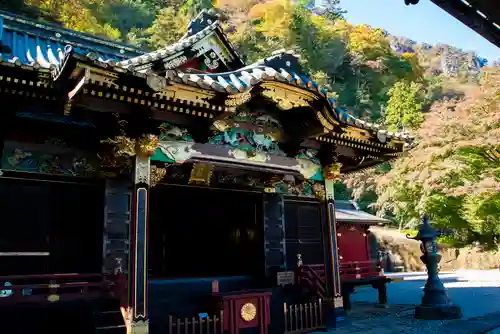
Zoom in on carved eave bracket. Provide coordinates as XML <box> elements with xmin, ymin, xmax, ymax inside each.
<box><xmin>260</xmin><ymin>82</ymin><xmax>316</xmax><ymax>110</ymax></box>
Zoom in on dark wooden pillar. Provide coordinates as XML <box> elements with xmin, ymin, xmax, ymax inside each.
<box><xmin>262</xmin><ymin>192</ymin><xmax>287</xmax><ymax>280</ymax></box>
<box><xmin>102</xmin><ymin>179</ymin><xmax>132</xmax><ymax>275</ymax></box>
<box><xmin>323</xmin><ymin>178</ymin><xmax>344</xmax><ymax>322</ymax></box>
<box><xmin>127</xmin><ymin>154</ymin><xmax>150</xmax><ymax>333</ymax></box>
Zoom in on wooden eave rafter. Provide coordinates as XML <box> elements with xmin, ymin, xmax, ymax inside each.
<box><xmin>65</xmin><ymin>62</ymin><xmax>238</xmax><ymax>120</ymax></box>
<box><xmin>0</xmin><ymin>63</ymin><xmax>58</xmax><ymax>102</ymax></box>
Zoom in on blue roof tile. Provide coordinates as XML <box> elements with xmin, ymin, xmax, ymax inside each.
<box><xmin>0</xmin><ymin>10</ymin><xmax>142</xmax><ymax>69</ymax></box>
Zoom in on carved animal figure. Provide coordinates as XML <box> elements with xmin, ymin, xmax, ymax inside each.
<box><xmin>223</xmin><ymin>131</ymin><xmax>241</xmax><ymax>146</ymax></box>
<box><xmin>255</xmin><ymin>114</ymin><xmax>280</xmax><ymax>128</ymax></box>
<box><xmin>7</xmin><ymin>149</ymin><xmax>32</xmax><ymax>166</ymax></box>
<box><xmin>159</xmin><ymin>123</ymin><xmax>189</xmax><ymax>140</ymax></box>
<box><xmin>158</xmin><ymin>142</ymin><xmax>199</xmax><ymax>164</ymax></box>
<box><xmin>71</xmin><ymin>157</ymin><xmax>94</xmax><ymax>176</ymax></box>
<box><xmin>251</xmin><ymin>132</ymin><xmax>274</xmax><ymax>151</ymax></box>
<box><xmin>296</xmin><ymin>158</ymin><xmax>321</xmax><ymax>180</ymax></box>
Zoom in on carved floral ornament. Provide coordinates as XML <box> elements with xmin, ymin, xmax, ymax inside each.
<box><xmin>260</xmin><ymin>83</ymin><xmax>314</xmax><ymax>110</ymax></box>
<box><xmin>150</xmin><ymin>165</ymin><xmax>167</xmax><ymax>187</ymax></box>
<box><xmin>102</xmin><ymin>134</ymin><xmax>159</xmax><ymax>159</ymax></box>
<box><xmin>323</xmin><ymin>162</ymin><xmax>343</xmax><ymax>181</ymax></box>
<box><xmin>240</xmin><ymin>302</ymin><xmax>257</xmax><ymax>322</ymax></box>
<box><xmin>225</xmin><ymin>91</ymin><xmax>252</xmax><ymax>107</ymax></box>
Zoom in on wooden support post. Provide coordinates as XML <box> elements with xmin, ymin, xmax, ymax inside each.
<box><xmin>126</xmin><ymin>154</ymin><xmax>150</xmax><ymax>334</ymax></box>
<box><xmin>372</xmin><ymin>281</ymin><xmax>388</xmax><ymax>308</ymax></box>
<box><xmin>324</xmin><ymin>179</ymin><xmax>342</xmax><ymax>301</ymax></box>
<box><xmin>322</xmin><ymin>169</ymin><xmax>346</xmax><ymax>327</ymax></box>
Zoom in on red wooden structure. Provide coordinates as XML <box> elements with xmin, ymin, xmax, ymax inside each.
<box><xmin>296</xmin><ymin>200</ymin><xmax>392</xmax><ymax>311</ymax></box>
<box><xmin>211</xmin><ymin>290</ymin><xmax>272</xmax><ymax>334</ymax></box>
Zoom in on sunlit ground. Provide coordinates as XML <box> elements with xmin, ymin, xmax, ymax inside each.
<box><xmin>351</xmin><ymin>270</ymin><xmax>500</xmax><ymax>318</ymax></box>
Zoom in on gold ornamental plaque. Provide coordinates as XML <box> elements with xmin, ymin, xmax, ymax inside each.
<box><xmin>47</xmin><ymin>294</ymin><xmax>60</xmax><ymax>302</ymax></box>
<box><xmin>240</xmin><ymin>302</ymin><xmax>257</xmax><ymax>322</ymax></box>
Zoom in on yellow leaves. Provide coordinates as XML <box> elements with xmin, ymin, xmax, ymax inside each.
<box><xmin>26</xmin><ymin>0</ymin><xmax>121</xmax><ymax>40</ymax></box>
<box><xmin>347</xmin><ymin>24</ymin><xmax>391</xmax><ymax>59</ymax></box>
<box><xmin>248</xmin><ymin>0</ymin><xmax>294</xmax><ymax>39</ymax></box>
<box><xmin>400</xmin><ymin>52</ymin><xmax>424</xmax><ymax>82</ymax></box>
<box><xmin>215</xmin><ymin>0</ymin><xmax>257</xmax><ymax>12</ymax></box>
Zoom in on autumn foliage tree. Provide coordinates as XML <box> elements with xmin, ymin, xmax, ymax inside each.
<box><xmin>374</xmin><ymin>68</ymin><xmax>500</xmax><ymax>248</ymax></box>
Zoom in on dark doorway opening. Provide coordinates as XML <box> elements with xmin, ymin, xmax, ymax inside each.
<box><xmin>0</xmin><ymin>177</ymin><xmax>104</xmax><ymax>276</ymax></box>
<box><xmin>284</xmin><ymin>199</ymin><xmax>325</xmax><ymax>270</ymax></box>
<box><xmin>149</xmin><ymin>184</ymin><xmax>264</xmax><ymax>279</ymax></box>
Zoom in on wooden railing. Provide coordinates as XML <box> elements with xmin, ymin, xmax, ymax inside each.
<box><xmin>339</xmin><ymin>260</ymin><xmax>383</xmax><ymax>280</ymax></box>
<box><xmin>297</xmin><ymin>265</ymin><xmax>327</xmax><ymax>300</ymax></box>
<box><xmin>0</xmin><ymin>273</ymin><xmax>111</xmax><ymax>305</ymax></box>
<box><xmin>283</xmin><ymin>299</ymin><xmax>324</xmax><ymax>334</ymax></box>
<box><xmin>168</xmin><ymin>311</ymin><xmax>224</xmax><ymax>334</ymax></box>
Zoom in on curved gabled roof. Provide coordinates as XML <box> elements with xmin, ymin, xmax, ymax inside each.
<box><xmin>162</xmin><ymin>50</ymin><xmax>415</xmax><ymax>146</ymax></box>
<box><xmin>117</xmin><ymin>9</ymin><xmax>244</xmax><ymax>71</ymax></box>
<box><xmin>0</xmin><ymin>9</ymin><xmax>415</xmax><ymax>149</ymax></box>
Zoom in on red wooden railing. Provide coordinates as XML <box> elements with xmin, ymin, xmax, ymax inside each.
<box><xmin>297</xmin><ymin>260</ymin><xmax>384</xmax><ymax>299</ymax></box>
<box><xmin>339</xmin><ymin>260</ymin><xmax>383</xmax><ymax>280</ymax></box>
<box><xmin>297</xmin><ymin>265</ymin><xmax>327</xmax><ymax>300</ymax></box>
<box><xmin>0</xmin><ymin>273</ymin><xmax>114</xmax><ymax>305</ymax></box>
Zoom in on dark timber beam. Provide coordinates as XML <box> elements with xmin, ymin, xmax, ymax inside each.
<box><xmin>427</xmin><ymin>0</ymin><xmax>500</xmax><ymax>48</ymax></box>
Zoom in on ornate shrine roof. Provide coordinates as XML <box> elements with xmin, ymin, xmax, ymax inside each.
<box><xmin>161</xmin><ymin>50</ymin><xmax>414</xmax><ymax>144</ymax></box>
<box><xmin>0</xmin><ymin>8</ymin><xmax>416</xmax><ymax>155</ymax></box>
<box><xmin>118</xmin><ymin>9</ymin><xmax>244</xmax><ymax>72</ymax></box>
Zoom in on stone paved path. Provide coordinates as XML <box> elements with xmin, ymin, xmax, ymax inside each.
<box><xmin>320</xmin><ymin>302</ymin><xmax>500</xmax><ymax>333</ymax></box>
<box><xmin>314</xmin><ymin>270</ymin><xmax>500</xmax><ymax>333</ymax></box>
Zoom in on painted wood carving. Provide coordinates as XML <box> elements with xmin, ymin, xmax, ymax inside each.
<box><xmin>209</xmin><ymin>110</ymin><xmax>285</xmax><ymax>158</ymax></box>
<box><xmin>294</xmin><ymin>149</ymin><xmax>323</xmax><ymax>181</ymax></box>
<box><xmin>1</xmin><ymin>140</ymin><xmax>96</xmax><ymax>177</ymax></box>
<box><xmin>154</xmin><ymin>122</ymin><xmax>200</xmax><ymax>164</ymax></box>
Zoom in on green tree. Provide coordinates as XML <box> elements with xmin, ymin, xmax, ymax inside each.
<box><xmin>385</xmin><ymin>80</ymin><xmax>424</xmax><ymax>131</ymax></box>
<box><xmin>142</xmin><ymin>7</ymin><xmax>190</xmax><ymax>49</ymax></box>
<box><xmin>181</xmin><ymin>0</ymin><xmax>214</xmax><ymax>19</ymax></box>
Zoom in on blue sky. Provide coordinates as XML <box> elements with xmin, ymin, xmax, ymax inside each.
<box><xmin>335</xmin><ymin>0</ymin><xmax>500</xmax><ymax>62</ymax></box>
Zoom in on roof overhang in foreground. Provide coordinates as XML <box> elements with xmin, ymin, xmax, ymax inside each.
<box><xmin>429</xmin><ymin>0</ymin><xmax>500</xmax><ymax>48</ymax></box>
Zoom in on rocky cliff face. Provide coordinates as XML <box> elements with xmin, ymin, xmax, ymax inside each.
<box><xmin>387</xmin><ymin>35</ymin><xmax>488</xmax><ymax>78</ymax></box>
<box><xmin>369</xmin><ymin>227</ymin><xmax>500</xmax><ymax>272</ymax></box>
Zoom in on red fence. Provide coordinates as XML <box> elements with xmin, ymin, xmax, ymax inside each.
<box><xmin>0</xmin><ymin>273</ymin><xmax>112</xmax><ymax>305</ymax></box>
<box><xmin>340</xmin><ymin>260</ymin><xmax>383</xmax><ymax>280</ymax></box>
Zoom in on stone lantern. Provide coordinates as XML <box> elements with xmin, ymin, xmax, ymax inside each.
<box><xmin>407</xmin><ymin>215</ymin><xmax>462</xmax><ymax>320</ymax></box>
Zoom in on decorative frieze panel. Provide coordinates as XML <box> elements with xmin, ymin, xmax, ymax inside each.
<box><xmin>1</xmin><ymin>140</ymin><xmax>97</xmax><ymax>177</ymax></box>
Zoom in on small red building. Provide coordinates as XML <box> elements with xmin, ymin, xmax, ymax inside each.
<box><xmin>335</xmin><ymin>200</ymin><xmax>387</xmax><ymax>268</ymax></box>
<box><xmin>295</xmin><ymin>200</ymin><xmax>390</xmax><ymax>312</ymax></box>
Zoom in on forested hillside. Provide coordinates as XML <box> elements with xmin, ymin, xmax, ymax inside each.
<box><xmin>3</xmin><ymin>0</ymin><xmax>499</xmax><ymax>248</ymax></box>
